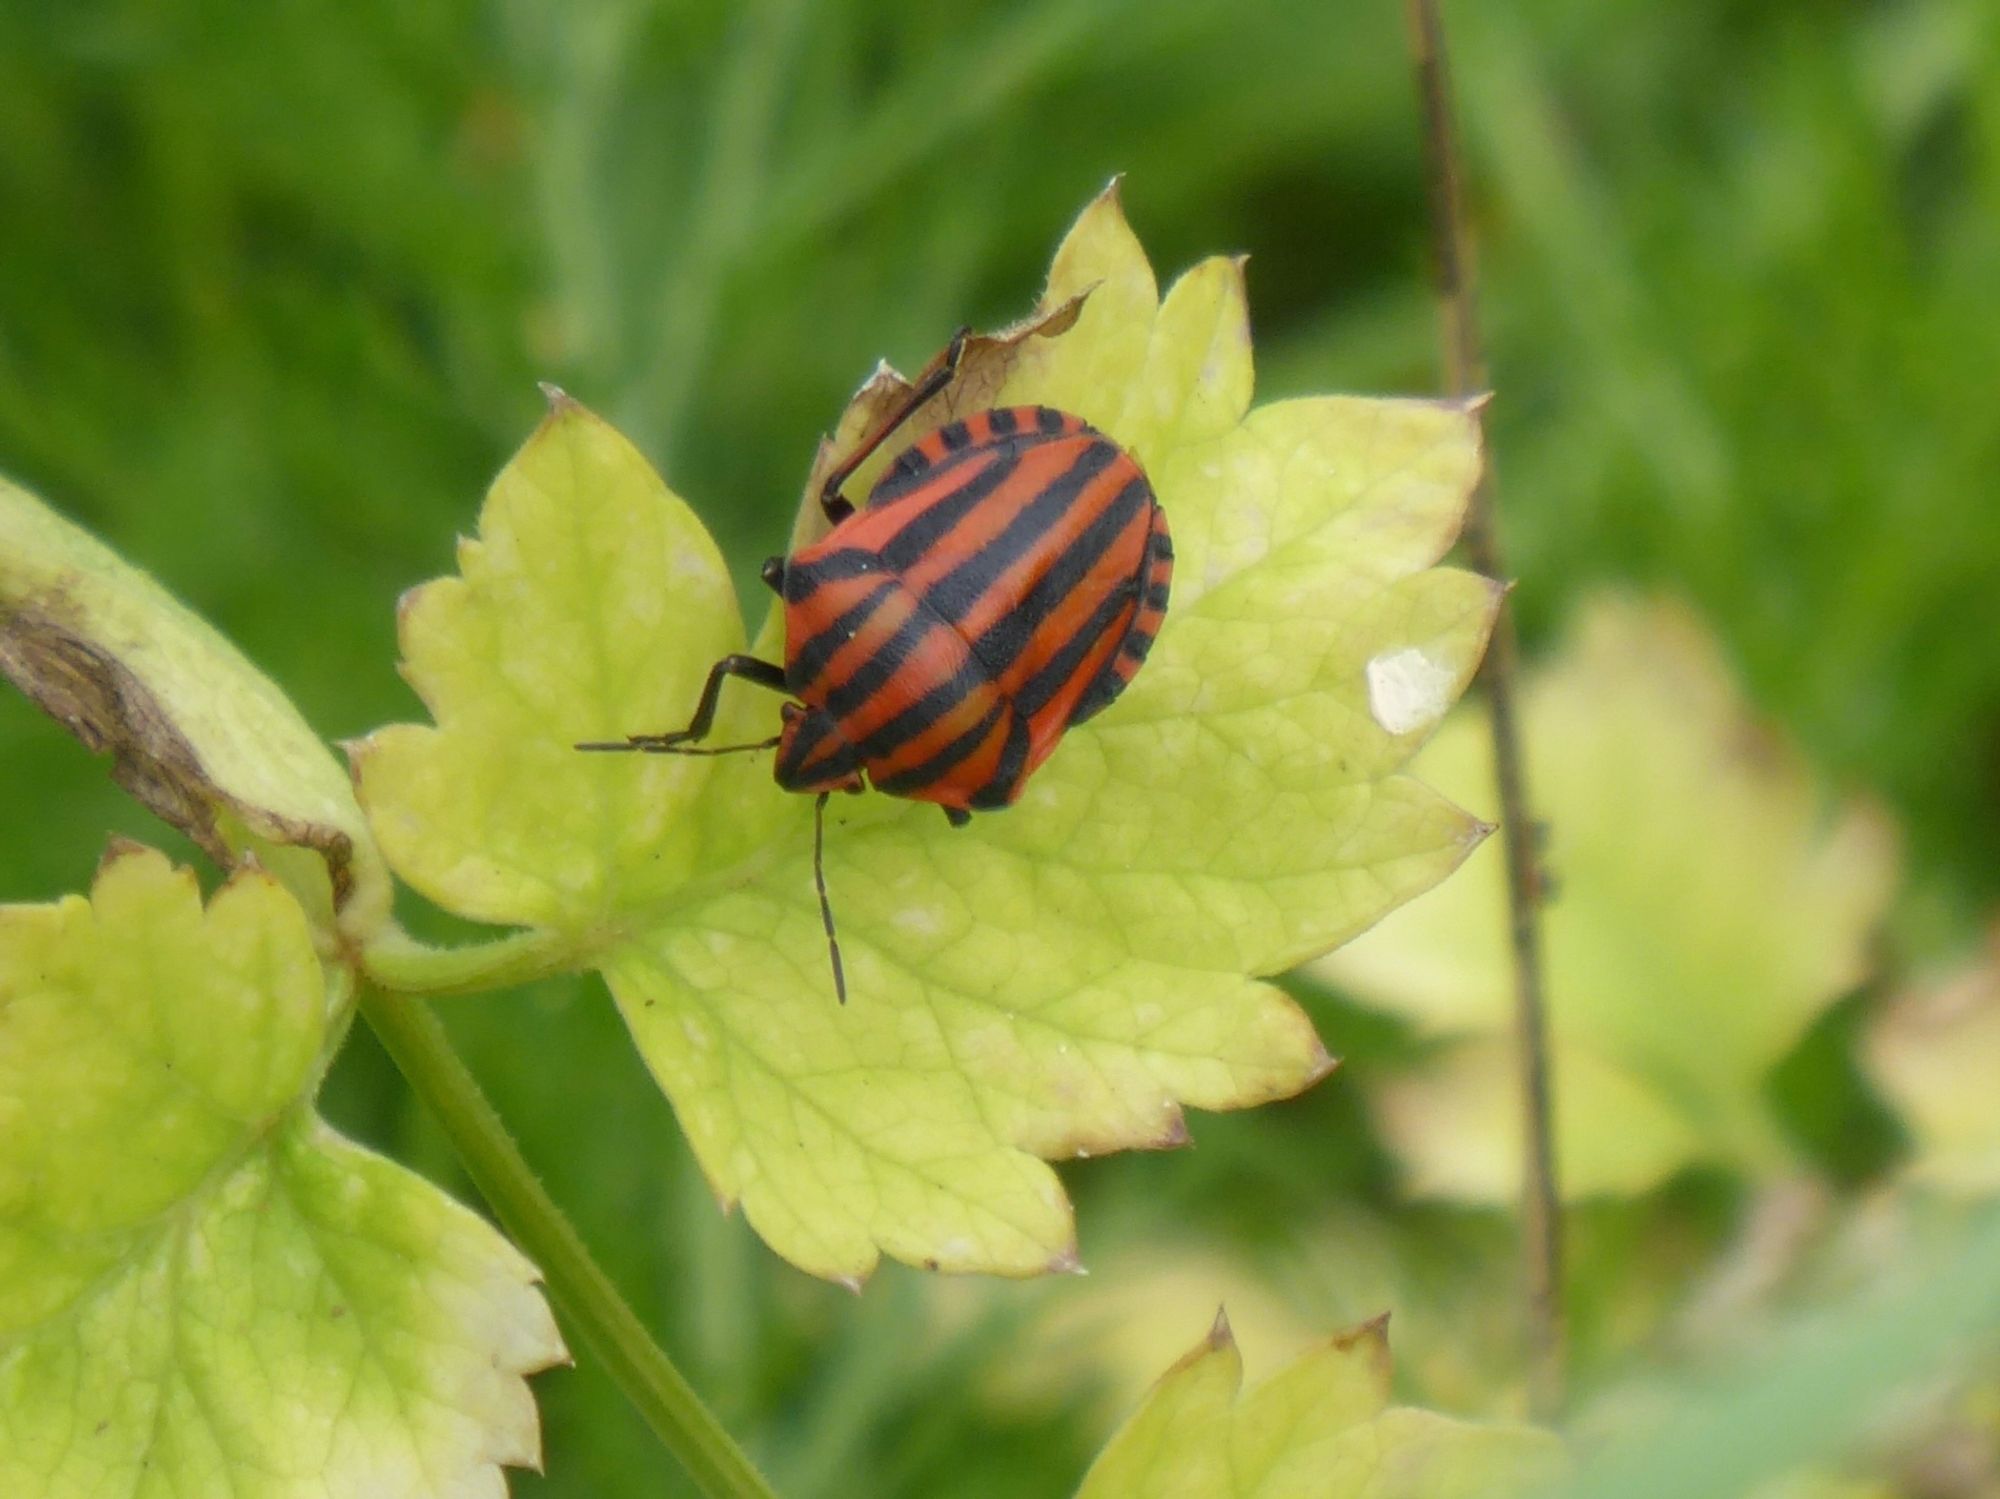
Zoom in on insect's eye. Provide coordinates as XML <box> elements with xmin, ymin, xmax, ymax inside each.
<box><xmin>759</xmin><ymin>556</ymin><xmax>785</xmax><ymax>594</ymax></box>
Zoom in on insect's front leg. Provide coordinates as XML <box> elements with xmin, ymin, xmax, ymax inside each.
<box><xmin>816</xmin><ymin>324</ymin><xmax>974</xmax><ymax>526</ymax></box>
<box><xmin>576</xmin><ymin>654</ymin><xmax>789</xmax><ymax>753</ymax></box>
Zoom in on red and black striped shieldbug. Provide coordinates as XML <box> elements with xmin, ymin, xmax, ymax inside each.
<box><xmin>579</xmin><ymin>328</ymin><xmax>1173</xmax><ymax>1002</ymax></box>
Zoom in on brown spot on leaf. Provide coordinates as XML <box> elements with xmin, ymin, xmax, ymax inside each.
<box><xmin>0</xmin><ymin>605</ymin><xmax>357</xmax><ymax>906</ymax></box>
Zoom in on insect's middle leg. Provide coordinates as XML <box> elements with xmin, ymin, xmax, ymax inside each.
<box><xmin>576</xmin><ymin>654</ymin><xmax>789</xmax><ymax>753</ymax></box>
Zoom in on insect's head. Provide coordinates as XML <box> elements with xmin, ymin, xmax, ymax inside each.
<box><xmin>774</xmin><ymin>701</ymin><xmax>864</xmax><ymax>795</ymax></box>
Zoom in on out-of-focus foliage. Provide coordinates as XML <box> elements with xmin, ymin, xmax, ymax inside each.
<box><xmin>1541</xmin><ymin>1205</ymin><xmax>2000</xmax><ymax>1499</ymax></box>
<box><xmin>1074</xmin><ymin>1314</ymin><xmax>1560</xmax><ymax>1499</ymax></box>
<box><xmin>1314</xmin><ymin>596</ymin><xmax>1899</xmax><ymax>1201</ymax></box>
<box><xmin>3</xmin><ymin>0</ymin><xmax>1997</xmax><ymax>1495</ymax></box>
<box><xmin>1866</xmin><ymin>941</ymin><xmax>2000</xmax><ymax>1197</ymax></box>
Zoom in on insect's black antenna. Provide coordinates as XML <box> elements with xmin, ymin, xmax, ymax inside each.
<box><xmin>814</xmin><ymin>791</ymin><xmax>848</xmax><ymax>1005</ymax></box>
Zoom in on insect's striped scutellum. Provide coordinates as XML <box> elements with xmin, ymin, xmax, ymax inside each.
<box><xmin>775</xmin><ymin>405</ymin><xmax>1171</xmax><ymax>813</ymax></box>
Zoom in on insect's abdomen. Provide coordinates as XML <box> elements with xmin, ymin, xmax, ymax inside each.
<box><xmin>782</xmin><ymin>406</ymin><xmax>1167</xmax><ymax>811</ymax></box>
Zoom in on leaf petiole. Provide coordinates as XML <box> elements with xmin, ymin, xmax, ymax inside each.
<box><xmin>358</xmin><ymin>985</ymin><xmax>781</xmax><ymax>1499</ymax></box>
<box><xmin>361</xmin><ymin>926</ymin><xmax>581</xmax><ymax>997</ymax></box>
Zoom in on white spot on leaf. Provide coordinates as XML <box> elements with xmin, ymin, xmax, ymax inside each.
<box><xmin>1365</xmin><ymin>647</ymin><xmax>1456</xmax><ymax>736</ymax></box>
<box><xmin>892</xmin><ymin>904</ymin><xmax>943</xmax><ymax>937</ymax></box>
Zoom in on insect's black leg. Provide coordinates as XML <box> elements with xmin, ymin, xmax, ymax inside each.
<box><xmin>575</xmin><ymin>654</ymin><xmax>789</xmax><ymax>752</ymax></box>
<box><xmin>816</xmin><ymin>324</ymin><xmax>972</xmax><ymax>526</ymax></box>
<box><xmin>607</xmin><ymin>735</ymin><xmax>781</xmax><ymax>758</ymax></box>
<box><xmin>759</xmin><ymin>556</ymin><xmax>786</xmax><ymax>595</ymax></box>
<box><xmin>942</xmin><ymin>807</ymin><xmax>971</xmax><ymax>829</ymax></box>
<box><xmin>814</xmin><ymin>791</ymin><xmax>848</xmax><ymax>1004</ymax></box>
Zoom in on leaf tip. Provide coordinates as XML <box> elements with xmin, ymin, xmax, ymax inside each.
<box><xmin>1207</xmin><ymin>1304</ymin><xmax>1235</xmax><ymax>1349</ymax></box>
<box><xmin>219</xmin><ymin>851</ymin><xmax>271</xmax><ymax>890</ymax></box>
<box><xmin>1333</xmin><ymin>1309</ymin><xmax>1392</xmax><ymax>1349</ymax></box>
<box><xmin>393</xmin><ymin>579</ymin><xmax>433</xmax><ymax>637</ymax></box>
<box><xmin>1151</xmin><ymin>1108</ymin><xmax>1192</xmax><ymax>1150</ymax></box>
<box><xmin>336</xmin><ymin>734</ymin><xmax>368</xmax><ymax>783</ymax></box>
<box><xmin>96</xmin><ymin>833</ymin><xmax>154</xmax><ymax>874</ymax></box>
<box><xmin>537</xmin><ymin>381</ymin><xmax>579</xmax><ymax>413</ymax></box>
<box><xmin>1046</xmin><ymin>1242</ymin><xmax>1088</xmax><ymax>1277</ymax></box>
<box><xmin>1307</xmin><ymin>1043</ymin><xmax>1343</xmax><ymax>1085</ymax></box>
<box><xmin>832</xmin><ymin>1273</ymin><xmax>867</xmax><ymax>1296</ymax></box>
<box><xmin>1328</xmin><ymin>1312</ymin><xmax>1396</xmax><ymax>1398</ymax></box>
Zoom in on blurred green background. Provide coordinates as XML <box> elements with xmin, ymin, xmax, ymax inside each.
<box><xmin>3</xmin><ymin>1</ymin><xmax>1997</xmax><ymax>1495</ymax></box>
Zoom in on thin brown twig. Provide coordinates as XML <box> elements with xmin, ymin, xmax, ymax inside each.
<box><xmin>1402</xmin><ymin>0</ymin><xmax>1566</xmax><ymax>1418</ymax></box>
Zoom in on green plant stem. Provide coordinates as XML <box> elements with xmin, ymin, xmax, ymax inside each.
<box><xmin>1404</xmin><ymin>0</ymin><xmax>1566</xmax><ymax>1418</ymax></box>
<box><xmin>357</xmin><ymin>984</ymin><xmax>781</xmax><ymax>1499</ymax></box>
<box><xmin>361</xmin><ymin>926</ymin><xmax>580</xmax><ymax>997</ymax></box>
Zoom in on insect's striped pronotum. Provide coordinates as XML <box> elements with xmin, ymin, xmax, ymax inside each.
<box><xmin>580</xmin><ymin>329</ymin><xmax>1173</xmax><ymax>1001</ymax></box>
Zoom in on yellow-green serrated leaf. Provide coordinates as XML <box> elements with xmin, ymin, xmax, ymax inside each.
<box><xmin>1313</xmin><ymin>595</ymin><xmax>1900</xmax><ymax>1200</ymax></box>
<box><xmin>978</xmin><ymin>1246</ymin><xmax>1311</xmax><ymax>1419</ymax></box>
<box><xmin>1075</xmin><ymin>1313</ymin><xmax>1560</xmax><ymax>1499</ymax></box>
<box><xmin>1865</xmin><ymin>945</ymin><xmax>2000</xmax><ymax>1196</ymax></box>
<box><xmin>360</xmin><ymin>187</ymin><xmax>1497</xmax><ymax>1279</ymax></box>
<box><xmin>354</xmin><ymin>391</ymin><xmax>782</xmax><ymax>934</ymax></box>
<box><xmin>0</xmin><ymin>477</ymin><xmax>390</xmax><ymax>939</ymax></box>
<box><xmin>0</xmin><ymin>846</ymin><xmax>325</xmax><ymax>1334</ymax></box>
<box><xmin>0</xmin><ymin>848</ymin><xmax>566</xmax><ymax>1497</ymax></box>
<box><xmin>1004</xmin><ymin>181</ymin><xmax>1162</xmax><ymax>444</ymax></box>
<box><xmin>986</xmin><ymin>1213</ymin><xmax>1539</xmax><ymax>1427</ymax></box>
